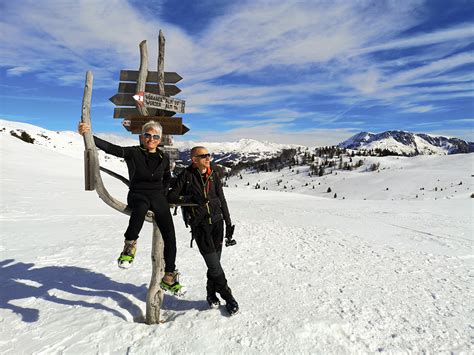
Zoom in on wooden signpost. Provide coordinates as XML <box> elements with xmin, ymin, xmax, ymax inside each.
<box><xmin>132</xmin><ymin>91</ymin><xmax>185</xmax><ymax>113</ymax></box>
<box><xmin>109</xmin><ymin>37</ymin><xmax>187</xmax><ymax>139</ymax></box>
<box><xmin>122</xmin><ymin>116</ymin><xmax>189</xmax><ymax>135</ymax></box>
<box><xmin>119</xmin><ymin>70</ymin><xmax>182</xmax><ymax>83</ymax></box>
<box><xmin>82</xmin><ymin>30</ymin><xmax>189</xmax><ymax>325</ymax></box>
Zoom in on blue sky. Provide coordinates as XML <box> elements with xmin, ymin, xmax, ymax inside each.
<box><xmin>1</xmin><ymin>0</ymin><xmax>473</xmax><ymax>145</ymax></box>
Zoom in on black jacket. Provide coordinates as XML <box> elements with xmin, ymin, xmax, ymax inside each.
<box><xmin>168</xmin><ymin>164</ymin><xmax>231</xmax><ymax>227</ymax></box>
<box><xmin>93</xmin><ymin>136</ymin><xmax>170</xmax><ymax>192</ymax></box>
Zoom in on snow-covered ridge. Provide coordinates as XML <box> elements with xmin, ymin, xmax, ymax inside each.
<box><xmin>0</xmin><ymin>119</ymin><xmax>299</xmax><ymax>166</ymax></box>
<box><xmin>2</xmin><ymin>119</ymin><xmax>472</xmax><ymax>167</ymax></box>
<box><xmin>173</xmin><ymin>138</ymin><xmax>298</xmax><ymax>154</ymax></box>
<box><xmin>339</xmin><ymin>130</ymin><xmax>474</xmax><ymax>155</ymax></box>
<box><xmin>174</xmin><ymin>138</ymin><xmax>301</xmax><ymax>164</ymax></box>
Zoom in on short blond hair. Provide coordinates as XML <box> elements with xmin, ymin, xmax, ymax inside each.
<box><xmin>141</xmin><ymin>121</ymin><xmax>162</xmax><ymax>136</ymax></box>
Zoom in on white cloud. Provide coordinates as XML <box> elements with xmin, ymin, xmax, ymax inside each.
<box><xmin>386</xmin><ymin>52</ymin><xmax>474</xmax><ymax>88</ymax></box>
<box><xmin>402</xmin><ymin>105</ymin><xmax>437</xmax><ymax>113</ymax></box>
<box><xmin>449</xmin><ymin>118</ymin><xmax>474</xmax><ymax>123</ymax></box>
<box><xmin>355</xmin><ymin>24</ymin><xmax>474</xmax><ymax>55</ymax></box>
<box><xmin>224</xmin><ymin>117</ymin><xmax>297</xmax><ymax>127</ymax></box>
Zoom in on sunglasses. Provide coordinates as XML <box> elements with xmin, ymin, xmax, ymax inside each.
<box><xmin>193</xmin><ymin>153</ymin><xmax>211</xmax><ymax>159</ymax></box>
<box><xmin>143</xmin><ymin>132</ymin><xmax>161</xmax><ymax>140</ymax></box>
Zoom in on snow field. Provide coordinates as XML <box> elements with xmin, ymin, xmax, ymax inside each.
<box><xmin>1</xmin><ymin>126</ymin><xmax>473</xmax><ymax>353</ymax></box>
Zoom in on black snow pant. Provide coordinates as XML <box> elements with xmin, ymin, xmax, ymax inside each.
<box><xmin>191</xmin><ymin>220</ymin><xmax>233</xmax><ymax>301</ymax></box>
<box><xmin>125</xmin><ymin>190</ymin><xmax>176</xmax><ymax>273</ymax></box>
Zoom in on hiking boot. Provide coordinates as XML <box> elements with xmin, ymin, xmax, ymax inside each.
<box><xmin>225</xmin><ymin>297</ymin><xmax>239</xmax><ymax>316</ymax></box>
<box><xmin>160</xmin><ymin>271</ymin><xmax>185</xmax><ymax>296</ymax></box>
<box><xmin>206</xmin><ymin>294</ymin><xmax>221</xmax><ymax>309</ymax></box>
<box><xmin>117</xmin><ymin>239</ymin><xmax>137</xmax><ymax>269</ymax></box>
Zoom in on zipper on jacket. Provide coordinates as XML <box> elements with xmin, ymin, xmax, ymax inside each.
<box><xmin>200</xmin><ymin>171</ymin><xmax>213</xmax><ymax>225</ymax></box>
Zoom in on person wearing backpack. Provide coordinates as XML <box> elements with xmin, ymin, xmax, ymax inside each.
<box><xmin>168</xmin><ymin>146</ymin><xmax>239</xmax><ymax>316</ymax></box>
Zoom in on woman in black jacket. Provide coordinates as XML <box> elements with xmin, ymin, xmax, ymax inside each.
<box><xmin>78</xmin><ymin>121</ymin><xmax>182</xmax><ymax>294</ymax></box>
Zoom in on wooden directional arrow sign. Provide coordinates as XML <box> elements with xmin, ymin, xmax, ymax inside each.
<box><xmin>109</xmin><ymin>93</ymin><xmax>137</xmax><ymax>106</ymax></box>
<box><xmin>163</xmin><ymin>147</ymin><xmax>179</xmax><ymax>160</ymax></box>
<box><xmin>133</xmin><ymin>91</ymin><xmax>185</xmax><ymax>113</ymax></box>
<box><xmin>114</xmin><ymin>107</ymin><xmax>176</xmax><ymax>118</ymax></box>
<box><xmin>110</xmin><ymin>93</ymin><xmax>180</xmax><ymax>107</ymax></box>
<box><xmin>117</xmin><ymin>83</ymin><xmax>181</xmax><ymax>96</ymax></box>
<box><xmin>122</xmin><ymin>116</ymin><xmax>189</xmax><ymax>135</ymax></box>
<box><xmin>120</xmin><ymin>70</ymin><xmax>182</xmax><ymax>83</ymax></box>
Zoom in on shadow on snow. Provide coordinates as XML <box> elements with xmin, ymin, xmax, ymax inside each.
<box><xmin>1</xmin><ymin>259</ymin><xmax>214</xmax><ymax>323</ymax></box>
<box><xmin>0</xmin><ymin>259</ymin><xmax>147</xmax><ymax>323</ymax></box>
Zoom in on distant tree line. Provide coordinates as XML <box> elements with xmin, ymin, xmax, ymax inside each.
<box><xmin>223</xmin><ymin>145</ymin><xmax>411</xmax><ymax>177</ymax></box>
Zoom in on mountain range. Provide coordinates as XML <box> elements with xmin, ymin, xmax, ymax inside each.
<box><xmin>176</xmin><ymin>130</ymin><xmax>473</xmax><ymax>164</ymax></box>
<box><xmin>1</xmin><ymin>119</ymin><xmax>472</xmax><ymax>167</ymax></box>
<box><xmin>338</xmin><ymin>131</ymin><xmax>474</xmax><ymax>156</ymax></box>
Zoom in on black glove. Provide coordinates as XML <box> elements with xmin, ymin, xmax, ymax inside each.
<box><xmin>225</xmin><ymin>225</ymin><xmax>236</xmax><ymax>247</ymax></box>
<box><xmin>192</xmin><ymin>195</ymin><xmax>209</xmax><ymax>206</ymax></box>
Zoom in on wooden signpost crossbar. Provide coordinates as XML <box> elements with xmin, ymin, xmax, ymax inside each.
<box><xmin>117</xmin><ymin>83</ymin><xmax>181</xmax><ymax>96</ymax></box>
<box><xmin>122</xmin><ymin>116</ymin><xmax>189</xmax><ymax>135</ymax></box>
<box><xmin>111</xmin><ymin>92</ymin><xmax>185</xmax><ymax>110</ymax></box>
<box><xmin>133</xmin><ymin>92</ymin><xmax>185</xmax><ymax>113</ymax></box>
<box><xmin>113</xmin><ymin>107</ymin><xmax>176</xmax><ymax>118</ymax></box>
<box><xmin>119</xmin><ymin>70</ymin><xmax>182</xmax><ymax>83</ymax></box>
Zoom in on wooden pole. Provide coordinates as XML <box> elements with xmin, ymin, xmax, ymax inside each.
<box><xmin>157</xmin><ymin>30</ymin><xmax>165</xmax><ymax>96</ymax></box>
<box><xmin>145</xmin><ymin>30</ymin><xmax>167</xmax><ymax>324</ymax></box>
<box><xmin>146</xmin><ymin>220</ymin><xmax>165</xmax><ymax>324</ymax></box>
<box><xmin>81</xmin><ymin>71</ymin><xmax>95</xmax><ymax>191</ymax></box>
<box><xmin>136</xmin><ymin>40</ymin><xmax>150</xmax><ymax>117</ymax></box>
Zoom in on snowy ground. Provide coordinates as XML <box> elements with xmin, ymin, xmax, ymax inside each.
<box><xmin>1</xmin><ymin>126</ymin><xmax>473</xmax><ymax>354</ymax></box>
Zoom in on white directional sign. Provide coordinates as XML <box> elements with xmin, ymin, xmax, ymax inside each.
<box><xmin>133</xmin><ymin>91</ymin><xmax>185</xmax><ymax>113</ymax></box>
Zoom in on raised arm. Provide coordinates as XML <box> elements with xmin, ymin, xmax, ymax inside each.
<box><xmin>78</xmin><ymin>122</ymin><xmax>127</xmax><ymax>158</ymax></box>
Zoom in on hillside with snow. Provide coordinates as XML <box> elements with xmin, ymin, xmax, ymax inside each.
<box><xmin>0</xmin><ymin>119</ymin><xmax>473</xmax><ymax>353</ymax></box>
<box><xmin>226</xmin><ymin>154</ymin><xmax>472</xmax><ymax>201</ymax></box>
<box><xmin>0</xmin><ymin>119</ymin><xmax>296</xmax><ymax>167</ymax></box>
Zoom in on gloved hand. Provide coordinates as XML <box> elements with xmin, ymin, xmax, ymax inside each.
<box><xmin>192</xmin><ymin>195</ymin><xmax>209</xmax><ymax>206</ymax></box>
<box><xmin>225</xmin><ymin>225</ymin><xmax>236</xmax><ymax>247</ymax></box>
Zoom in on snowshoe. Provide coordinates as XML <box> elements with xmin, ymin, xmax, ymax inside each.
<box><xmin>206</xmin><ymin>294</ymin><xmax>221</xmax><ymax>309</ymax></box>
<box><xmin>225</xmin><ymin>298</ymin><xmax>239</xmax><ymax>316</ymax></box>
<box><xmin>118</xmin><ymin>240</ymin><xmax>137</xmax><ymax>269</ymax></box>
<box><xmin>160</xmin><ymin>271</ymin><xmax>186</xmax><ymax>296</ymax></box>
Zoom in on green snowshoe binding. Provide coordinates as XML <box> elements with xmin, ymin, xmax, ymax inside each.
<box><xmin>118</xmin><ymin>240</ymin><xmax>137</xmax><ymax>269</ymax></box>
<box><xmin>160</xmin><ymin>271</ymin><xmax>186</xmax><ymax>296</ymax></box>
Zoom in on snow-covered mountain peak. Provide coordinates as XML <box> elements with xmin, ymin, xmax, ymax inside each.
<box><xmin>339</xmin><ymin>130</ymin><xmax>473</xmax><ymax>155</ymax></box>
<box><xmin>173</xmin><ymin>137</ymin><xmax>297</xmax><ymax>154</ymax></box>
